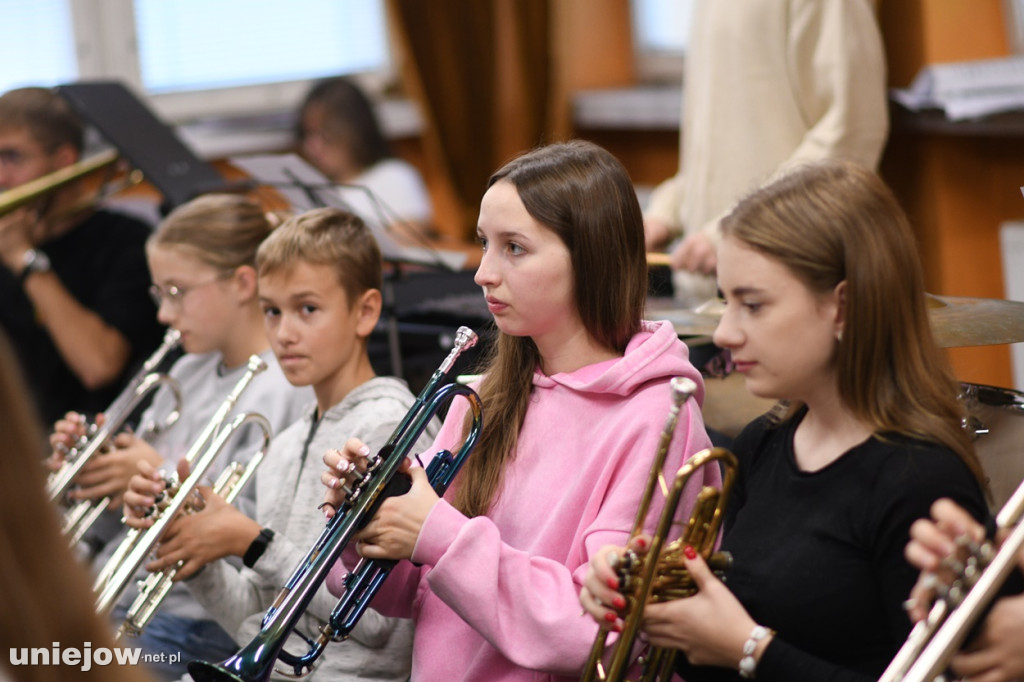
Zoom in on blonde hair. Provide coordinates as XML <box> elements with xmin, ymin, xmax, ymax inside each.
<box><xmin>0</xmin><ymin>329</ymin><xmax>152</xmax><ymax>682</ymax></box>
<box><xmin>148</xmin><ymin>194</ymin><xmax>274</xmax><ymax>273</ymax></box>
<box><xmin>256</xmin><ymin>207</ymin><xmax>382</xmax><ymax>304</ymax></box>
<box><xmin>721</xmin><ymin>160</ymin><xmax>984</xmax><ymax>486</ymax></box>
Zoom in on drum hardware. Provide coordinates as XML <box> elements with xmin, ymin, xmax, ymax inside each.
<box><xmin>645</xmin><ymin>297</ymin><xmax>720</xmax><ymax>338</ymax></box>
<box><xmin>958</xmin><ymin>381</ymin><xmax>1024</xmax><ymax>511</ymax></box>
<box><xmin>647</xmin><ymin>293</ymin><xmax>1024</xmax><ymax>349</ymax></box>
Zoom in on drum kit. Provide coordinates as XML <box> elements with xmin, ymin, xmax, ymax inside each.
<box><xmin>648</xmin><ymin>293</ymin><xmax>1024</xmax><ymax>511</ymax></box>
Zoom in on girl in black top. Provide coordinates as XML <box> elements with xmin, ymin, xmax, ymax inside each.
<box><xmin>580</xmin><ymin>160</ymin><xmax>990</xmax><ymax>682</ymax></box>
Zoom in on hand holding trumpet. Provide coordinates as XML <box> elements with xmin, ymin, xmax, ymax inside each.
<box><xmin>321</xmin><ymin>437</ymin><xmax>439</xmax><ymax>562</ymax></box>
<box><xmin>122</xmin><ymin>457</ymin><xmax>262</xmax><ymax>580</ymax></box>
<box><xmin>581</xmin><ymin>536</ymin><xmax>768</xmax><ymax>670</ymax></box>
<box><xmin>904</xmin><ymin>498</ymin><xmax>1024</xmax><ymax>682</ymax></box>
<box><xmin>71</xmin><ymin>432</ymin><xmax>160</xmax><ymax>507</ymax></box>
<box><xmin>47</xmin><ymin>410</ymin><xmax>96</xmax><ymax>471</ymax></box>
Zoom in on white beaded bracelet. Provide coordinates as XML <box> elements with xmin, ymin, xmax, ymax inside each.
<box><xmin>738</xmin><ymin>624</ymin><xmax>773</xmax><ymax>679</ymax></box>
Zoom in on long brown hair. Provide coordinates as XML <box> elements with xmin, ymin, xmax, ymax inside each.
<box><xmin>0</xmin><ymin>329</ymin><xmax>152</xmax><ymax>682</ymax></box>
<box><xmin>296</xmin><ymin>77</ymin><xmax>393</xmax><ymax>171</ymax></box>
<box><xmin>453</xmin><ymin>141</ymin><xmax>647</xmax><ymax>517</ymax></box>
<box><xmin>720</xmin><ymin>160</ymin><xmax>984</xmax><ymax>486</ymax></box>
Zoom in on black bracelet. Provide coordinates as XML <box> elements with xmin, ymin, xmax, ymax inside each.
<box><xmin>242</xmin><ymin>527</ymin><xmax>275</xmax><ymax>568</ymax></box>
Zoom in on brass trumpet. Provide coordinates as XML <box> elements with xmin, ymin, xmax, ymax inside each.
<box><xmin>583</xmin><ymin>377</ymin><xmax>739</xmax><ymax>682</ymax></box>
<box><xmin>0</xmin><ymin>148</ymin><xmax>119</xmax><ymax>218</ymax></box>
<box><xmin>879</xmin><ymin>477</ymin><xmax>1024</xmax><ymax>682</ymax></box>
<box><xmin>50</xmin><ymin>328</ymin><xmax>183</xmax><ymax>546</ymax></box>
<box><xmin>188</xmin><ymin>326</ymin><xmax>483</xmax><ymax>682</ymax></box>
<box><xmin>94</xmin><ymin>355</ymin><xmax>271</xmax><ymax>629</ymax></box>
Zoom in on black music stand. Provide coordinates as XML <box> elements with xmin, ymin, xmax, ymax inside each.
<box><xmin>231</xmin><ymin>153</ymin><xmax>473</xmax><ymax>380</ymax></box>
<box><xmin>230</xmin><ymin>153</ymin><xmax>466</xmax><ymax>270</ymax></box>
<box><xmin>56</xmin><ymin>81</ymin><xmax>240</xmax><ymax>212</ymax></box>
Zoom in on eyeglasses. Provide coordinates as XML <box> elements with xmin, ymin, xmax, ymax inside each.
<box><xmin>148</xmin><ymin>276</ymin><xmax>225</xmax><ymax>308</ymax></box>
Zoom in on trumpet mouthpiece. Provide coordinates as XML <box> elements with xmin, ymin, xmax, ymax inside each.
<box><xmin>670</xmin><ymin>377</ymin><xmax>698</xmax><ymax>404</ymax></box>
<box><xmin>455</xmin><ymin>326</ymin><xmax>478</xmax><ymax>351</ymax></box>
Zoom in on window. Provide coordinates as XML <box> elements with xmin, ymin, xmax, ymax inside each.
<box><xmin>0</xmin><ymin>0</ymin><xmax>391</xmax><ymax>123</ymax></box>
<box><xmin>0</xmin><ymin>0</ymin><xmax>77</xmax><ymax>93</ymax></box>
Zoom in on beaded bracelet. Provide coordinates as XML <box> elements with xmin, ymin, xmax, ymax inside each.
<box><xmin>738</xmin><ymin>624</ymin><xmax>774</xmax><ymax>679</ymax></box>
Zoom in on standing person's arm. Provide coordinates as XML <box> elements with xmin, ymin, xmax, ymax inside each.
<box><xmin>783</xmin><ymin>0</ymin><xmax>889</xmax><ymax>170</ymax></box>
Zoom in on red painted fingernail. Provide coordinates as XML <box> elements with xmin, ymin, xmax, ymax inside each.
<box><xmin>684</xmin><ymin>545</ymin><xmax>697</xmax><ymax>560</ymax></box>
<box><xmin>604</xmin><ymin>612</ymin><xmax>617</xmax><ymax>623</ymax></box>
<box><xmin>636</xmin><ymin>538</ymin><xmax>647</xmax><ymax>549</ymax></box>
<box><xmin>607</xmin><ymin>577</ymin><xmax>619</xmax><ymax>590</ymax></box>
<box><xmin>613</xmin><ymin>596</ymin><xmax>626</xmax><ymax>609</ymax></box>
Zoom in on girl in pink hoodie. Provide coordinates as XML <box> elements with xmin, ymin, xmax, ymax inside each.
<box><xmin>320</xmin><ymin>140</ymin><xmax>717</xmax><ymax>681</ymax></box>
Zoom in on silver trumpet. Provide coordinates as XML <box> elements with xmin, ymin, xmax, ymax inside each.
<box><xmin>51</xmin><ymin>328</ymin><xmax>183</xmax><ymax>546</ymax></box>
<box><xmin>93</xmin><ymin>354</ymin><xmax>271</xmax><ymax>636</ymax></box>
<box><xmin>188</xmin><ymin>326</ymin><xmax>483</xmax><ymax>682</ymax></box>
<box><xmin>880</xmin><ymin>477</ymin><xmax>1024</xmax><ymax>682</ymax></box>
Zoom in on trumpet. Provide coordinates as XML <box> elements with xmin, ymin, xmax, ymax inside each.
<box><xmin>188</xmin><ymin>326</ymin><xmax>483</xmax><ymax>682</ymax></box>
<box><xmin>94</xmin><ymin>355</ymin><xmax>271</xmax><ymax>629</ymax></box>
<box><xmin>50</xmin><ymin>328</ymin><xmax>183</xmax><ymax>546</ymax></box>
<box><xmin>583</xmin><ymin>377</ymin><xmax>739</xmax><ymax>682</ymax></box>
<box><xmin>0</xmin><ymin>149</ymin><xmax>119</xmax><ymax>218</ymax></box>
<box><xmin>879</xmin><ymin>476</ymin><xmax>1024</xmax><ymax>682</ymax></box>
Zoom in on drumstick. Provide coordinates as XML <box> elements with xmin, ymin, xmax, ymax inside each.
<box><xmin>646</xmin><ymin>252</ymin><xmax>672</xmax><ymax>267</ymax></box>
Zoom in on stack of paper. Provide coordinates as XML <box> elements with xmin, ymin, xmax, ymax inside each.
<box><xmin>892</xmin><ymin>55</ymin><xmax>1024</xmax><ymax>121</ymax></box>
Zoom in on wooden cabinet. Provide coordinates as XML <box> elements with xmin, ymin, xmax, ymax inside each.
<box><xmin>879</xmin><ymin>0</ymin><xmax>1023</xmax><ymax>387</ymax></box>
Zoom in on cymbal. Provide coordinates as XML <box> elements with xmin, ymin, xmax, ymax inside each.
<box><xmin>645</xmin><ymin>297</ymin><xmax>721</xmax><ymax>337</ymax></box>
<box><xmin>649</xmin><ymin>294</ymin><xmax>1024</xmax><ymax>348</ymax></box>
<box><xmin>928</xmin><ymin>295</ymin><xmax>1024</xmax><ymax>348</ymax></box>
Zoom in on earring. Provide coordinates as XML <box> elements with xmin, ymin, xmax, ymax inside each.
<box><xmin>837</xmin><ymin>330</ymin><xmax>844</xmax><ymax>343</ymax></box>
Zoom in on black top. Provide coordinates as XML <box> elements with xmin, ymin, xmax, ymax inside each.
<box><xmin>676</xmin><ymin>408</ymin><xmax>990</xmax><ymax>682</ymax></box>
<box><xmin>0</xmin><ymin>209</ymin><xmax>164</xmax><ymax>425</ymax></box>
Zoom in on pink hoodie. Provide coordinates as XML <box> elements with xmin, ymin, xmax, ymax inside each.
<box><xmin>327</xmin><ymin>320</ymin><xmax>717</xmax><ymax>681</ymax></box>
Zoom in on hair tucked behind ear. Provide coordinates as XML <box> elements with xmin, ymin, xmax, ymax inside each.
<box><xmin>452</xmin><ymin>140</ymin><xmax>647</xmax><ymax>517</ymax></box>
<box><xmin>721</xmin><ymin>160</ymin><xmax>985</xmax><ymax>488</ymax></box>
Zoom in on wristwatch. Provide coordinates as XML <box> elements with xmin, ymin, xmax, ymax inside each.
<box><xmin>19</xmin><ymin>248</ymin><xmax>51</xmax><ymax>285</ymax></box>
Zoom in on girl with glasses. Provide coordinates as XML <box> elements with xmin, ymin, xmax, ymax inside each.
<box><xmin>49</xmin><ymin>193</ymin><xmax>312</xmax><ymax>680</ymax></box>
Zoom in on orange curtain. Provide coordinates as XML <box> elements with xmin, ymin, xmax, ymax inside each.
<box><xmin>387</xmin><ymin>0</ymin><xmax>551</xmax><ymax>239</ymax></box>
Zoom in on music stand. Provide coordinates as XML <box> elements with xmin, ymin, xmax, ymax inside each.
<box><xmin>230</xmin><ymin>153</ymin><xmax>466</xmax><ymax>270</ymax></box>
<box><xmin>56</xmin><ymin>81</ymin><xmax>237</xmax><ymax>212</ymax></box>
<box><xmin>231</xmin><ymin>153</ymin><xmax>470</xmax><ymax>379</ymax></box>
